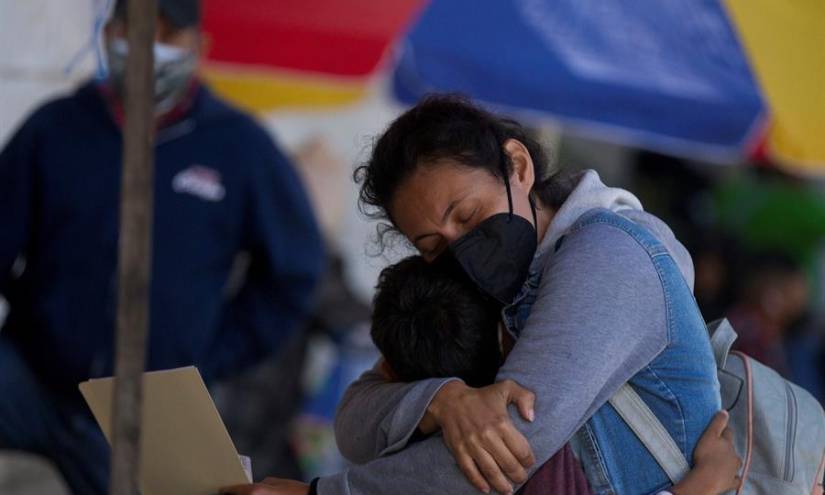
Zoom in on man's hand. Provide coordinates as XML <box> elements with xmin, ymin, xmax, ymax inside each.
<box><xmin>672</xmin><ymin>411</ymin><xmax>742</xmax><ymax>495</ymax></box>
<box><xmin>221</xmin><ymin>477</ymin><xmax>309</xmax><ymax>495</ymax></box>
<box><xmin>425</xmin><ymin>380</ymin><xmax>536</xmax><ymax>494</ymax></box>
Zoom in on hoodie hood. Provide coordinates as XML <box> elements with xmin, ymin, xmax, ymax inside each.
<box><xmin>534</xmin><ymin>169</ymin><xmax>694</xmax><ymax>289</ymax></box>
<box><xmin>538</xmin><ymin>170</ymin><xmax>643</xmax><ymax>257</ymax></box>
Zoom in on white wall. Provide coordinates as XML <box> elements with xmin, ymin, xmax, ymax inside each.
<box><xmin>0</xmin><ymin>0</ymin><xmax>101</xmax><ymax>146</ymax></box>
<box><xmin>261</xmin><ymin>90</ymin><xmax>409</xmax><ymax>301</ymax></box>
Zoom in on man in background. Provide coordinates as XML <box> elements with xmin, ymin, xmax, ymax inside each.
<box><xmin>0</xmin><ymin>1</ymin><xmax>324</xmax><ymax>493</ymax></box>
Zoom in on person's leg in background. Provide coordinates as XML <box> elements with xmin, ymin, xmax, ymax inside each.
<box><xmin>0</xmin><ymin>338</ymin><xmax>110</xmax><ymax>495</ymax></box>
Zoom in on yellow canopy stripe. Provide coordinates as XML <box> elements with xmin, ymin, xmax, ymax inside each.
<box><xmin>723</xmin><ymin>0</ymin><xmax>825</xmax><ymax>173</ymax></box>
<box><xmin>201</xmin><ymin>63</ymin><xmax>368</xmax><ymax>113</ymax></box>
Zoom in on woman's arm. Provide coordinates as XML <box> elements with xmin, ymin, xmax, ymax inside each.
<box><xmin>221</xmin><ymin>413</ymin><xmax>741</xmax><ymax>495</ymax></box>
<box><xmin>333</xmin><ymin>360</ymin><xmax>461</xmax><ymax>463</ymax></box>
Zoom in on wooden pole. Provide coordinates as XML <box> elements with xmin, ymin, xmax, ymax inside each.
<box><xmin>109</xmin><ymin>1</ymin><xmax>157</xmax><ymax>494</ymax></box>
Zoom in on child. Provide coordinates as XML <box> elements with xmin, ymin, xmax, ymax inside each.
<box><xmin>371</xmin><ymin>254</ymin><xmax>503</xmax><ymax>387</ymax></box>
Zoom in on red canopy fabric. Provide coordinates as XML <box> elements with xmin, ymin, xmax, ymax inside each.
<box><xmin>203</xmin><ymin>0</ymin><xmax>426</xmax><ymax>77</ymax></box>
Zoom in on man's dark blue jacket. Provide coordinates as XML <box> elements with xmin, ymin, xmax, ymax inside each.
<box><xmin>0</xmin><ymin>81</ymin><xmax>324</xmax><ymax>391</ymax></box>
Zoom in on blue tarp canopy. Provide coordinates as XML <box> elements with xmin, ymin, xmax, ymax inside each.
<box><xmin>392</xmin><ymin>0</ymin><xmax>765</xmax><ymax>162</ymax></box>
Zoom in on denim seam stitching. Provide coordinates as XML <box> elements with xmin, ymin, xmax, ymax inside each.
<box><xmin>655</xmin><ymin>255</ymin><xmax>677</xmax><ymax>346</ymax></box>
<box><xmin>584</xmin><ymin>420</ymin><xmax>615</xmax><ymax>495</ymax></box>
<box><xmin>567</xmin><ymin>210</ymin><xmax>668</xmax><ymax>256</ymax></box>
<box><xmin>644</xmin><ymin>364</ymin><xmax>689</xmax><ymax>455</ymax></box>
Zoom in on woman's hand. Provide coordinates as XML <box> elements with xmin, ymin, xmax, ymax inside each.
<box><xmin>221</xmin><ymin>478</ymin><xmax>308</xmax><ymax>495</ymax></box>
<box><xmin>425</xmin><ymin>380</ymin><xmax>536</xmax><ymax>494</ymax></box>
<box><xmin>672</xmin><ymin>411</ymin><xmax>742</xmax><ymax>495</ymax></box>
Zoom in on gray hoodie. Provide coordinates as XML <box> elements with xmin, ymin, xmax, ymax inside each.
<box><xmin>319</xmin><ymin>170</ymin><xmax>694</xmax><ymax>494</ymax></box>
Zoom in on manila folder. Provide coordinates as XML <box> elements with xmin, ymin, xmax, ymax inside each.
<box><xmin>79</xmin><ymin>366</ymin><xmax>249</xmax><ymax>495</ymax></box>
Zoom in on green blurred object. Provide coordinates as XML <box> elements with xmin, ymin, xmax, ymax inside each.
<box><xmin>714</xmin><ymin>173</ymin><xmax>825</xmax><ymax>267</ymax></box>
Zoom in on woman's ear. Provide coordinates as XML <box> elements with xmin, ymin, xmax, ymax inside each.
<box><xmin>503</xmin><ymin>139</ymin><xmax>535</xmax><ymax>191</ymax></box>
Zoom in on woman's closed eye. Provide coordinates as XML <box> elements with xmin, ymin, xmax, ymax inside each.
<box><xmin>414</xmin><ymin>206</ymin><xmax>478</xmax><ymax>258</ymax></box>
<box><xmin>458</xmin><ymin>207</ymin><xmax>478</xmax><ymax>225</ymax></box>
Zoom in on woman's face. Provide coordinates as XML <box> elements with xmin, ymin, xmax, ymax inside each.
<box><xmin>389</xmin><ymin>139</ymin><xmax>536</xmax><ymax>261</ymax></box>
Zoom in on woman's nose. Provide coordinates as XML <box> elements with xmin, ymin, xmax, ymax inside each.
<box><xmin>440</xmin><ymin>224</ymin><xmax>466</xmax><ymax>245</ymax></box>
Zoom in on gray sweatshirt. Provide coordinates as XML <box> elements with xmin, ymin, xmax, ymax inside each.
<box><xmin>319</xmin><ymin>170</ymin><xmax>695</xmax><ymax>494</ymax></box>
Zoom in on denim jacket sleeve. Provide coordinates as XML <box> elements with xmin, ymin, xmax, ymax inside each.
<box><xmin>320</xmin><ymin>220</ymin><xmax>672</xmax><ymax>494</ymax></box>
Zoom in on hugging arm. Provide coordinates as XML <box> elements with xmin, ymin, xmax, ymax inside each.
<box><xmin>334</xmin><ymin>360</ymin><xmax>461</xmax><ymax>463</ymax></box>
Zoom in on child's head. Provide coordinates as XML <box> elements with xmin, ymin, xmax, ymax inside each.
<box><xmin>371</xmin><ymin>255</ymin><xmax>503</xmax><ymax>387</ymax></box>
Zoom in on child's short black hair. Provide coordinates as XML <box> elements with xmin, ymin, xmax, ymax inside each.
<box><xmin>371</xmin><ymin>255</ymin><xmax>503</xmax><ymax>387</ymax></box>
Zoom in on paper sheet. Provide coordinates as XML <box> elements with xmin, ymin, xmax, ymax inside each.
<box><xmin>80</xmin><ymin>366</ymin><xmax>250</xmax><ymax>495</ymax></box>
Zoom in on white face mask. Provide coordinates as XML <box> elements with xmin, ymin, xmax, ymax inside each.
<box><xmin>106</xmin><ymin>38</ymin><xmax>197</xmax><ymax>114</ymax></box>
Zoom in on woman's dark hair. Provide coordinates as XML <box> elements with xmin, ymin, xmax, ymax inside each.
<box><xmin>371</xmin><ymin>255</ymin><xmax>502</xmax><ymax>387</ymax></box>
<box><xmin>355</xmin><ymin>94</ymin><xmax>573</xmax><ymax>247</ymax></box>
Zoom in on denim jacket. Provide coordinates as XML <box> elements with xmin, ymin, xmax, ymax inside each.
<box><xmin>503</xmin><ymin>209</ymin><xmax>721</xmax><ymax>495</ymax></box>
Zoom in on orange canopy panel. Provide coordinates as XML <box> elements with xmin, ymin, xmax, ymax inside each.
<box><xmin>201</xmin><ymin>0</ymin><xmax>427</xmax><ymax>111</ymax></box>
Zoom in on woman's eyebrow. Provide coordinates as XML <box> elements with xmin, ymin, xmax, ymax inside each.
<box><xmin>412</xmin><ymin>194</ymin><xmax>470</xmax><ymax>244</ymax></box>
<box><xmin>440</xmin><ymin>194</ymin><xmax>469</xmax><ymax>224</ymax></box>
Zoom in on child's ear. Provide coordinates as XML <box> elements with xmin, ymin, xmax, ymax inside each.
<box><xmin>379</xmin><ymin>358</ymin><xmax>399</xmax><ymax>382</ymax></box>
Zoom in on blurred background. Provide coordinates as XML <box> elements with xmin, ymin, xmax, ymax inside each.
<box><xmin>1</xmin><ymin>0</ymin><xmax>823</xmax><ymax>493</ymax></box>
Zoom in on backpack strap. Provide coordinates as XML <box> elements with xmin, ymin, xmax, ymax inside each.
<box><xmin>707</xmin><ymin>318</ymin><xmax>738</xmax><ymax>368</ymax></box>
<box><xmin>608</xmin><ymin>383</ymin><xmax>691</xmax><ymax>484</ymax></box>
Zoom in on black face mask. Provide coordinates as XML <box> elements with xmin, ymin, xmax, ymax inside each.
<box><xmin>447</xmin><ymin>175</ymin><xmax>538</xmax><ymax>306</ymax></box>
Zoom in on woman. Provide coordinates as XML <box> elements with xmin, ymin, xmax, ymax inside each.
<box><xmin>224</xmin><ymin>95</ymin><xmax>740</xmax><ymax>495</ymax></box>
